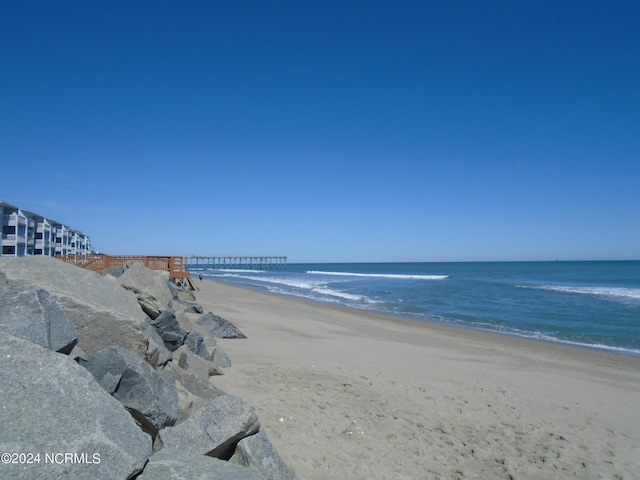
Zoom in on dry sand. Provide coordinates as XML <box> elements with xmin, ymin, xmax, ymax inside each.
<box><xmin>194</xmin><ymin>278</ymin><xmax>640</xmax><ymax>479</ymax></box>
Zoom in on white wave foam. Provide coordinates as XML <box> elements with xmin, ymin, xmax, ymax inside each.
<box><xmin>506</xmin><ymin>330</ymin><xmax>640</xmax><ymax>357</ymax></box>
<box><xmin>216</xmin><ymin>274</ymin><xmax>322</xmax><ymax>290</ymax></box>
<box><xmin>206</xmin><ymin>269</ymin><xmax>266</xmax><ymax>273</ymax></box>
<box><xmin>434</xmin><ymin>318</ymin><xmax>640</xmax><ymax>357</ymax></box>
<box><xmin>519</xmin><ymin>285</ymin><xmax>640</xmax><ymax>300</ymax></box>
<box><xmin>262</xmin><ymin>285</ymin><xmax>380</xmax><ymax>305</ymax></box>
<box><xmin>307</xmin><ymin>271</ymin><xmax>449</xmax><ymax>280</ymax></box>
<box><xmin>215</xmin><ymin>273</ymin><xmax>380</xmax><ymax>304</ymax></box>
<box><xmin>312</xmin><ymin>287</ymin><xmax>380</xmax><ymax>303</ymax></box>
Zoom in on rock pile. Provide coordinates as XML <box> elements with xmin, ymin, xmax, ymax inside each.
<box><xmin>0</xmin><ymin>256</ymin><xmax>297</xmax><ymax>480</ymax></box>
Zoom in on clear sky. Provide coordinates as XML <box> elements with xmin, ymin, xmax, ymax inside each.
<box><xmin>2</xmin><ymin>1</ymin><xmax>639</xmax><ymax>262</ymax></box>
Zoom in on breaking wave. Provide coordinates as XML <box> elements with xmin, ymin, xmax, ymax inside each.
<box><xmin>307</xmin><ymin>271</ymin><xmax>449</xmax><ymax>280</ymax></box>
<box><xmin>209</xmin><ymin>272</ymin><xmax>380</xmax><ymax>304</ymax></box>
<box><xmin>519</xmin><ymin>285</ymin><xmax>640</xmax><ymax>301</ymax></box>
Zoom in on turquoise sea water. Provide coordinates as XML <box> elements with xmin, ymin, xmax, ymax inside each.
<box><xmin>190</xmin><ymin>261</ymin><xmax>640</xmax><ymax>357</ymax></box>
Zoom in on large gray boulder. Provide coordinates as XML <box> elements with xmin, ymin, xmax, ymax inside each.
<box><xmin>157</xmin><ymin>395</ymin><xmax>260</xmax><ymax>459</ymax></box>
<box><xmin>0</xmin><ymin>256</ymin><xmax>149</xmax><ymax>355</ymax></box>
<box><xmin>142</xmin><ymin>323</ymin><xmax>172</xmax><ymax>368</ymax></box>
<box><xmin>172</xmin><ymin>344</ymin><xmax>225</xmax><ymax>379</ymax></box>
<box><xmin>150</xmin><ymin>309</ymin><xmax>188</xmax><ymax>351</ymax></box>
<box><xmin>168</xmin><ymin>281</ymin><xmax>202</xmax><ymax>312</ymax></box>
<box><xmin>161</xmin><ymin>361</ymin><xmax>226</xmax><ymax>400</ymax></box>
<box><xmin>231</xmin><ymin>430</ymin><xmax>298</xmax><ymax>480</ymax></box>
<box><xmin>197</xmin><ymin>311</ymin><xmax>247</xmax><ymax>339</ymax></box>
<box><xmin>174</xmin><ymin>299</ymin><xmax>205</xmax><ymax>314</ymax></box>
<box><xmin>184</xmin><ymin>331</ymin><xmax>211</xmax><ymax>359</ymax></box>
<box><xmin>0</xmin><ymin>287</ymin><xmax>77</xmax><ymax>354</ymax></box>
<box><xmin>80</xmin><ymin>346</ymin><xmax>178</xmax><ymax>436</ymax></box>
<box><xmin>168</xmin><ymin>279</ymin><xmax>197</xmax><ymax>301</ymax></box>
<box><xmin>211</xmin><ymin>344</ymin><xmax>233</xmax><ymax>368</ymax></box>
<box><xmin>138</xmin><ymin>448</ymin><xmax>266</xmax><ymax>480</ymax></box>
<box><xmin>161</xmin><ymin>361</ymin><xmax>226</xmax><ymax>422</ymax></box>
<box><xmin>0</xmin><ymin>334</ymin><xmax>151</xmax><ymax>480</ymax></box>
<box><xmin>102</xmin><ymin>266</ymin><xmax>125</xmax><ymax>278</ymax></box>
<box><xmin>118</xmin><ymin>262</ymin><xmax>173</xmax><ymax>319</ymax></box>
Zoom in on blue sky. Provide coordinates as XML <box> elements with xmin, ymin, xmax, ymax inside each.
<box><xmin>2</xmin><ymin>1</ymin><xmax>639</xmax><ymax>262</ymax></box>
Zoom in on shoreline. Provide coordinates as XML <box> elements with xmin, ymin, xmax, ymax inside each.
<box><xmin>196</xmin><ymin>278</ymin><xmax>640</xmax><ymax>479</ymax></box>
<box><xmin>207</xmin><ymin>279</ymin><xmax>640</xmax><ymax>372</ymax></box>
<box><xmin>206</xmin><ymin>276</ymin><xmax>640</xmax><ymax>361</ymax></box>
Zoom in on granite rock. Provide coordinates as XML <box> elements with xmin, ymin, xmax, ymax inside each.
<box><xmin>0</xmin><ymin>287</ymin><xmax>77</xmax><ymax>354</ymax></box>
<box><xmin>173</xmin><ymin>344</ymin><xmax>224</xmax><ymax>379</ymax></box>
<box><xmin>0</xmin><ymin>256</ymin><xmax>149</xmax><ymax>355</ymax></box>
<box><xmin>102</xmin><ymin>266</ymin><xmax>125</xmax><ymax>278</ymax></box>
<box><xmin>157</xmin><ymin>395</ymin><xmax>260</xmax><ymax>459</ymax></box>
<box><xmin>184</xmin><ymin>331</ymin><xmax>210</xmax><ymax>359</ymax></box>
<box><xmin>174</xmin><ymin>299</ymin><xmax>205</xmax><ymax>314</ymax></box>
<box><xmin>161</xmin><ymin>361</ymin><xmax>226</xmax><ymax>422</ymax></box>
<box><xmin>142</xmin><ymin>323</ymin><xmax>172</xmax><ymax>368</ymax></box>
<box><xmin>231</xmin><ymin>430</ymin><xmax>298</xmax><ymax>480</ymax></box>
<box><xmin>139</xmin><ymin>448</ymin><xmax>266</xmax><ymax>479</ymax></box>
<box><xmin>150</xmin><ymin>310</ymin><xmax>188</xmax><ymax>351</ymax></box>
<box><xmin>0</xmin><ymin>334</ymin><xmax>151</xmax><ymax>480</ymax></box>
<box><xmin>211</xmin><ymin>345</ymin><xmax>233</xmax><ymax>368</ymax></box>
<box><xmin>80</xmin><ymin>346</ymin><xmax>178</xmax><ymax>436</ymax></box>
<box><xmin>197</xmin><ymin>311</ymin><xmax>247</xmax><ymax>339</ymax></box>
<box><xmin>118</xmin><ymin>262</ymin><xmax>173</xmax><ymax>319</ymax></box>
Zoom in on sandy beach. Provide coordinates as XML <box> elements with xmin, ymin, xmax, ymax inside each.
<box><xmin>193</xmin><ymin>278</ymin><xmax>640</xmax><ymax>479</ymax></box>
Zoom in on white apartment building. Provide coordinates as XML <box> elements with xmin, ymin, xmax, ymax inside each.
<box><xmin>1</xmin><ymin>201</ymin><xmax>93</xmax><ymax>257</ymax></box>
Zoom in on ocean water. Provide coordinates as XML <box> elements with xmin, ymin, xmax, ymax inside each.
<box><xmin>189</xmin><ymin>261</ymin><xmax>640</xmax><ymax>357</ymax></box>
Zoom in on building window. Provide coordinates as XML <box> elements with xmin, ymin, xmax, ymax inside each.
<box><xmin>2</xmin><ymin>246</ymin><xmax>15</xmax><ymax>255</ymax></box>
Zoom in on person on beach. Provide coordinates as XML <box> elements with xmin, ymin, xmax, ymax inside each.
<box><xmin>199</xmin><ymin>273</ymin><xmax>203</xmax><ymax>282</ymax></box>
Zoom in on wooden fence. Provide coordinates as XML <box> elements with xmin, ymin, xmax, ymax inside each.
<box><xmin>56</xmin><ymin>255</ymin><xmax>191</xmax><ymax>280</ymax></box>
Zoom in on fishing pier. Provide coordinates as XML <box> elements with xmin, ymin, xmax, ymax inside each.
<box><xmin>185</xmin><ymin>256</ymin><xmax>287</xmax><ymax>270</ymax></box>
